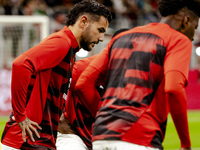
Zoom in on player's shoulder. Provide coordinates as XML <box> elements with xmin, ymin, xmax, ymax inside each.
<box><xmin>149</xmin><ymin>23</ymin><xmax>190</xmax><ymax>44</ymax></box>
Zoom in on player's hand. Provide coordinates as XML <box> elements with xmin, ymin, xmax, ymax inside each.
<box><xmin>17</xmin><ymin>117</ymin><xmax>42</xmax><ymax>142</ymax></box>
<box><xmin>179</xmin><ymin>147</ymin><xmax>191</xmax><ymax>150</ymax></box>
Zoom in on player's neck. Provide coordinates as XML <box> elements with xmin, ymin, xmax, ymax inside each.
<box><xmin>159</xmin><ymin>8</ymin><xmax>188</xmax><ymax>31</ymax></box>
<box><xmin>160</xmin><ymin>15</ymin><xmax>183</xmax><ymax>31</ymax></box>
<box><xmin>68</xmin><ymin>25</ymin><xmax>82</xmax><ymax>47</ymax></box>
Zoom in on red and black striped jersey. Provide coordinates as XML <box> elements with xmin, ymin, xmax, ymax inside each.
<box><xmin>64</xmin><ymin>55</ymin><xmax>105</xmax><ymax>150</ymax></box>
<box><xmin>76</xmin><ymin>23</ymin><xmax>192</xmax><ymax>149</ymax></box>
<box><xmin>1</xmin><ymin>26</ymin><xmax>79</xmax><ymax>149</ymax></box>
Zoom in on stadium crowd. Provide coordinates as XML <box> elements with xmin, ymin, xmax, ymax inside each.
<box><xmin>0</xmin><ymin>0</ymin><xmax>160</xmax><ymax>33</ymax></box>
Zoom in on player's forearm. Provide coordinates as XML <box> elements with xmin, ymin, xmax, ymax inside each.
<box><xmin>166</xmin><ymin>91</ymin><xmax>191</xmax><ymax>148</ymax></box>
<box><xmin>11</xmin><ymin>55</ymin><xmax>35</xmax><ymax>122</ymax></box>
<box><xmin>76</xmin><ymin>50</ymin><xmax>108</xmax><ymax>116</ymax></box>
<box><xmin>75</xmin><ymin>66</ymin><xmax>101</xmax><ymax>116</ymax></box>
<box><xmin>165</xmin><ymin>71</ymin><xmax>191</xmax><ymax>148</ymax></box>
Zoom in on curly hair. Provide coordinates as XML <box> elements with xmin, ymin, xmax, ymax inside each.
<box><xmin>158</xmin><ymin>0</ymin><xmax>188</xmax><ymax>17</ymax></box>
<box><xmin>158</xmin><ymin>0</ymin><xmax>200</xmax><ymax>17</ymax></box>
<box><xmin>188</xmin><ymin>0</ymin><xmax>200</xmax><ymax>17</ymax></box>
<box><xmin>65</xmin><ymin>0</ymin><xmax>112</xmax><ymax>26</ymax></box>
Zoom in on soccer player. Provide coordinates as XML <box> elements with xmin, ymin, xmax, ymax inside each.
<box><xmin>1</xmin><ymin>0</ymin><xmax>112</xmax><ymax>150</ymax></box>
<box><xmin>56</xmin><ymin>28</ymin><xmax>129</xmax><ymax>150</ymax></box>
<box><xmin>56</xmin><ymin>55</ymin><xmax>104</xmax><ymax>150</ymax></box>
<box><xmin>75</xmin><ymin>0</ymin><xmax>200</xmax><ymax>150</ymax></box>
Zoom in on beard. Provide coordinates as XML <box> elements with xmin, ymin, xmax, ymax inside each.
<box><xmin>80</xmin><ymin>36</ymin><xmax>92</xmax><ymax>51</ymax></box>
<box><xmin>80</xmin><ymin>25</ymin><xmax>94</xmax><ymax>51</ymax></box>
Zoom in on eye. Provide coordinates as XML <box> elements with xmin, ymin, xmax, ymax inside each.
<box><xmin>98</xmin><ymin>28</ymin><xmax>105</xmax><ymax>33</ymax></box>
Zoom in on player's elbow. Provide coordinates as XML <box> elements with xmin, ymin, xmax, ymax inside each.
<box><xmin>164</xmin><ymin>83</ymin><xmax>184</xmax><ymax>97</ymax></box>
<box><xmin>12</xmin><ymin>56</ymin><xmax>25</xmax><ymax>70</ymax></box>
<box><xmin>164</xmin><ymin>86</ymin><xmax>178</xmax><ymax>95</ymax></box>
<box><xmin>75</xmin><ymin>80</ymin><xmax>84</xmax><ymax>94</ymax></box>
<box><xmin>12</xmin><ymin>55</ymin><xmax>35</xmax><ymax>72</ymax></box>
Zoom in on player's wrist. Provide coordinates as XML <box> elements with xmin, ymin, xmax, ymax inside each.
<box><xmin>180</xmin><ymin>147</ymin><xmax>191</xmax><ymax>150</ymax></box>
<box><xmin>181</xmin><ymin>141</ymin><xmax>191</xmax><ymax>149</ymax></box>
<box><xmin>14</xmin><ymin>112</ymin><xmax>27</xmax><ymax>122</ymax></box>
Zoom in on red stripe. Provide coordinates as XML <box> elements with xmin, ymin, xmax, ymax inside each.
<box><xmin>103</xmin><ymin>85</ymin><xmax>152</xmax><ymax>103</ymax></box>
<box><xmin>125</xmin><ymin>69</ymin><xmax>149</xmax><ymax>80</ymax></box>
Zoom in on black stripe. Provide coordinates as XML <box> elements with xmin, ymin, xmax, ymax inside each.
<box><xmin>72</xmin><ymin>102</ymin><xmax>95</xmax><ymax>128</ymax></box>
<box><xmin>51</xmin><ymin>118</ymin><xmax>59</xmax><ymax>126</ymax></box>
<box><xmin>62</xmin><ymin>46</ymin><xmax>79</xmax><ymax>63</ymax></box>
<box><xmin>111</xmin><ymin>32</ymin><xmax>161</xmax><ymax>49</ymax></box>
<box><xmin>106</xmin><ymin>52</ymin><xmax>155</xmax><ymax>88</ymax></box>
<box><xmin>38</xmin><ymin>124</ymin><xmax>52</xmax><ymax>135</ymax></box>
<box><xmin>48</xmin><ymin>86</ymin><xmax>60</xmax><ymax>98</ymax></box>
<box><xmin>73</xmin><ymin>119</ymin><xmax>84</xmax><ymax>128</ymax></box>
<box><xmin>52</xmin><ymin>65</ymin><xmax>69</xmax><ymax>78</ymax></box>
<box><xmin>109</xmin><ymin>32</ymin><xmax>161</xmax><ymax>58</ymax></box>
<box><xmin>28</xmin><ymin>85</ymin><xmax>33</xmax><ymax>91</ymax></box>
<box><xmin>150</xmin><ymin>130</ymin><xmax>163</xmax><ymax>149</ymax></box>
<box><xmin>102</xmin><ymin>94</ymin><xmax>153</xmax><ymax>107</ymax></box>
<box><xmin>99</xmin><ymin>107</ymin><xmax>139</xmax><ymax>123</ymax></box>
<box><xmin>38</xmin><ymin>123</ymin><xmax>58</xmax><ymax>139</ymax></box>
<box><xmin>73</xmin><ymin>46</ymin><xmax>80</xmax><ymax>54</ymax></box>
<box><xmin>106</xmin><ymin>75</ymin><xmax>152</xmax><ymax>89</ymax></box>
<box><xmin>31</xmin><ymin>74</ymin><xmax>36</xmax><ymax>79</ymax></box>
<box><xmin>46</xmin><ymin>98</ymin><xmax>63</xmax><ymax>116</ymax></box>
<box><xmin>104</xmin><ymin>137</ymin><xmax>121</xmax><ymax>140</ymax></box>
<box><xmin>21</xmin><ymin>141</ymin><xmax>53</xmax><ymax>149</ymax></box>
<box><xmin>142</xmin><ymin>92</ymin><xmax>154</xmax><ymax>105</ymax></box>
<box><xmin>78</xmin><ymin>135</ymin><xmax>91</xmax><ymax>149</ymax></box>
<box><xmin>37</xmin><ymin>137</ymin><xmax>54</xmax><ymax>145</ymax></box>
<box><xmin>73</xmin><ymin>115</ymin><xmax>95</xmax><ymax>128</ymax></box>
<box><xmin>101</xmin><ymin>96</ymin><xmax>116</xmax><ymax>101</ymax></box>
<box><xmin>109</xmin><ymin>58</ymin><xmax>127</xmax><ymax>69</ymax></box>
<box><xmin>126</xmin><ymin>77</ymin><xmax>151</xmax><ymax>88</ymax></box>
<box><xmin>127</xmin><ymin>51</ymin><xmax>154</xmax><ymax>71</ymax></box>
<box><xmin>83</xmin><ymin>116</ymin><xmax>95</xmax><ymax>127</ymax></box>
<box><xmin>60</xmin><ymin>80</ymin><xmax>70</xmax><ymax>94</ymax></box>
<box><xmin>77</xmin><ymin>102</ymin><xmax>91</xmax><ymax>115</ymax></box>
<box><xmin>152</xmin><ymin>44</ymin><xmax>166</xmax><ymax>66</ymax></box>
<box><xmin>160</xmin><ymin>119</ymin><xmax>167</xmax><ymax>139</ymax></box>
<box><xmin>62</xmin><ymin>48</ymin><xmax>72</xmax><ymax>64</ymax></box>
<box><xmin>112</xmin><ymin>38</ymin><xmax>134</xmax><ymax>49</ymax></box>
<box><xmin>105</xmin><ymin>68</ymin><xmax>125</xmax><ymax>88</ymax></box>
<box><xmin>113</xmin><ymin>99</ymin><xmax>142</xmax><ymax>108</ymax></box>
<box><xmin>93</xmin><ymin>116</ymin><xmax>121</xmax><ymax>136</ymax></box>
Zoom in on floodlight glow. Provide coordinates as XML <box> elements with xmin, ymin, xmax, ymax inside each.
<box><xmin>76</xmin><ymin>48</ymin><xmax>89</xmax><ymax>57</ymax></box>
<box><xmin>196</xmin><ymin>47</ymin><xmax>200</xmax><ymax>56</ymax></box>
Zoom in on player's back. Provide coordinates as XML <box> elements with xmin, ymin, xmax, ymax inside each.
<box><xmin>93</xmin><ymin>23</ymin><xmax>192</xmax><ymax>149</ymax></box>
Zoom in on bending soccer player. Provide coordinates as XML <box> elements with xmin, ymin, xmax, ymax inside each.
<box><xmin>56</xmin><ymin>29</ymin><xmax>129</xmax><ymax>150</ymax></box>
<box><xmin>76</xmin><ymin>0</ymin><xmax>200</xmax><ymax>150</ymax></box>
<box><xmin>56</xmin><ymin>55</ymin><xmax>104</xmax><ymax>150</ymax></box>
<box><xmin>1</xmin><ymin>0</ymin><xmax>112</xmax><ymax>150</ymax></box>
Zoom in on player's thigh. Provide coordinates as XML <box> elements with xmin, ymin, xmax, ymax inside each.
<box><xmin>93</xmin><ymin>140</ymin><xmax>160</xmax><ymax>150</ymax></box>
<box><xmin>56</xmin><ymin>132</ymin><xmax>89</xmax><ymax>150</ymax></box>
<box><xmin>1</xmin><ymin>143</ymin><xmax>20</xmax><ymax>150</ymax></box>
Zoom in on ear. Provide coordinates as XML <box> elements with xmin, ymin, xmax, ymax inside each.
<box><xmin>79</xmin><ymin>15</ymin><xmax>89</xmax><ymax>29</ymax></box>
<box><xmin>180</xmin><ymin>16</ymin><xmax>190</xmax><ymax>30</ymax></box>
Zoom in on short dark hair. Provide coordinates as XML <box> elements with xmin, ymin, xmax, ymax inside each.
<box><xmin>158</xmin><ymin>0</ymin><xmax>200</xmax><ymax>17</ymax></box>
<box><xmin>66</xmin><ymin>0</ymin><xmax>112</xmax><ymax>26</ymax></box>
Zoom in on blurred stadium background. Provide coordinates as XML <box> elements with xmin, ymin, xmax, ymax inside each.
<box><xmin>0</xmin><ymin>0</ymin><xmax>199</xmax><ymax>149</ymax></box>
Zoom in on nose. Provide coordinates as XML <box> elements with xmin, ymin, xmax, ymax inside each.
<box><xmin>99</xmin><ymin>33</ymin><xmax>104</xmax><ymax>42</ymax></box>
